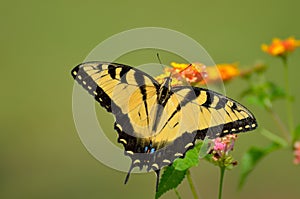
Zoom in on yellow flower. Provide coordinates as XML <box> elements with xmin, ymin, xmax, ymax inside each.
<box><xmin>261</xmin><ymin>37</ymin><xmax>300</xmax><ymax>56</ymax></box>
<box><xmin>155</xmin><ymin>69</ymin><xmax>183</xmax><ymax>86</ymax></box>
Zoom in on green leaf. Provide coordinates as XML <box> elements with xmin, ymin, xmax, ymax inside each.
<box><xmin>244</xmin><ymin>95</ymin><xmax>266</xmax><ymax>108</ymax></box>
<box><xmin>155</xmin><ymin>142</ymin><xmax>206</xmax><ymax>199</ymax></box>
<box><xmin>241</xmin><ymin>81</ymin><xmax>286</xmax><ymax>109</ymax></box>
<box><xmin>173</xmin><ymin>142</ymin><xmax>203</xmax><ymax>171</ymax></box>
<box><xmin>155</xmin><ymin>166</ymin><xmax>187</xmax><ymax>199</ymax></box>
<box><xmin>266</xmin><ymin>81</ymin><xmax>286</xmax><ymax>100</ymax></box>
<box><xmin>293</xmin><ymin>124</ymin><xmax>300</xmax><ymax>142</ymax></box>
<box><xmin>260</xmin><ymin>128</ymin><xmax>288</xmax><ymax>147</ymax></box>
<box><xmin>238</xmin><ymin>143</ymin><xmax>281</xmax><ymax>189</ymax></box>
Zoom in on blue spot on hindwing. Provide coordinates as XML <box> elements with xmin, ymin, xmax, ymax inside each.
<box><xmin>150</xmin><ymin>148</ymin><xmax>155</xmax><ymax>154</ymax></box>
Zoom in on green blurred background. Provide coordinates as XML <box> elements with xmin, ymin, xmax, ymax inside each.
<box><xmin>1</xmin><ymin>0</ymin><xmax>300</xmax><ymax>198</ymax></box>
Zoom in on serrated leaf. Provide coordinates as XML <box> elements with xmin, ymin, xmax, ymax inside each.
<box><xmin>238</xmin><ymin>143</ymin><xmax>281</xmax><ymax>189</ymax></box>
<box><xmin>260</xmin><ymin>128</ymin><xmax>288</xmax><ymax>147</ymax></box>
<box><xmin>293</xmin><ymin>124</ymin><xmax>300</xmax><ymax>142</ymax></box>
<box><xmin>155</xmin><ymin>166</ymin><xmax>187</xmax><ymax>199</ymax></box>
<box><xmin>173</xmin><ymin>142</ymin><xmax>203</xmax><ymax>171</ymax></box>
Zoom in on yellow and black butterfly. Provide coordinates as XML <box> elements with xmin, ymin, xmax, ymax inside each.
<box><xmin>71</xmin><ymin>61</ymin><xmax>257</xmax><ymax>190</ymax></box>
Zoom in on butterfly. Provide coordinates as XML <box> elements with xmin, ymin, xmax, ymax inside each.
<box><xmin>71</xmin><ymin>61</ymin><xmax>257</xmax><ymax>190</ymax></box>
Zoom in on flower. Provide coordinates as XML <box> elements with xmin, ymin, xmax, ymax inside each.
<box><xmin>213</xmin><ymin>138</ymin><xmax>227</xmax><ymax>151</ymax></box>
<box><xmin>293</xmin><ymin>141</ymin><xmax>300</xmax><ymax>165</ymax></box>
<box><xmin>170</xmin><ymin>62</ymin><xmax>206</xmax><ymax>84</ymax></box>
<box><xmin>165</xmin><ymin>62</ymin><xmax>239</xmax><ymax>85</ymax></box>
<box><xmin>155</xmin><ymin>69</ymin><xmax>184</xmax><ymax>86</ymax></box>
<box><xmin>261</xmin><ymin>37</ymin><xmax>300</xmax><ymax>56</ymax></box>
<box><xmin>209</xmin><ymin>134</ymin><xmax>238</xmax><ymax>168</ymax></box>
<box><xmin>204</xmin><ymin>63</ymin><xmax>240</xmax><ymax>83</ymax></box>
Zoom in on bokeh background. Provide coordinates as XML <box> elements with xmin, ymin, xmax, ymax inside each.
<box><xmin>1</xmin><ymin>0</ymin><xmax>300</xmax><ymax>199</ymax></box>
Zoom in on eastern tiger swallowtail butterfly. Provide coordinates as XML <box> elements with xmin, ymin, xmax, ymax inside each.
<box><xmin>71</xmin><ymin>61</ymin><xmax>257</xmax><ymax>190</ymax></box>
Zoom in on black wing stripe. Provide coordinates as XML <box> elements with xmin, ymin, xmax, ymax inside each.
<box><xmin>108</xmin><ymin>65</ymin><xmax>117</xmax><ymax>79</ymax></box>
<box><xmin>202</xmin><ymin>91</ymin><xmax>213</xmax><ymax>107</ymax></box>
<box><xmin>158</xmin><ymin>104</ymin><xmax>181</xmax><ymax>132</ymax></box>
<box><xmin>134</xmin><ymin>72</ymin><xmax>150</xmax><ymax>125</ymax></box>
<box><xmin>120</xmin><ymin>66</ymin><xmax>132</xmax><ymax>83</ymax></box>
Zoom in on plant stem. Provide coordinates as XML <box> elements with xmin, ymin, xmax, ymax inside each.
<box><xmin>186</xmin><ymin>170</ymin><xmax>199</xmax><ymax>199</ymax></box>
<box><xmin>267</xmin><ymin>107</ymin><xmax>290</xmax><ymax>141</ymax></box>
<box><xmin>174</xmin><ymin>188</ymin><xmax>182</xmax><ymax>199</ymax></box>
<box><xmin>282</xmin><ymin>57</ymin><xmax>294</xmax><ymax>139</ymax></box>
<box><xmin>218</xmin><ymin>166</ymin><xmax>225</xmax><ymax>199</ymax></box>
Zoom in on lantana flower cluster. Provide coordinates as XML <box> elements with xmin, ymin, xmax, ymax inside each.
<box><xmin>155</xmin><ymin>62</ymin><xmax>240</xmax><ymax>86</ymax></box>
<box><xmin>261</xmin><ymin>37</ymin><xmax>300</xmax><ymax>57</ymax></box>
<box><xmin>209</xmin><ymin>134</ymin><xmax>238</xmax><ymax>168</ymax></box>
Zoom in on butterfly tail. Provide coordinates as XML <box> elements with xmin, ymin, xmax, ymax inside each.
<box><xmin>155</xmin><ymin>169</ymin><xmax>160</xmax><ymax>192</ymax></box>
<box><xmin>124</xmin><ymin>165</ymin><xmax>134</xmax><ymax>184</ymax></box>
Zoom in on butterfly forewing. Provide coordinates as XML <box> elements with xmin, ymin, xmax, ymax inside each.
<box><xmin>172</xmin><ymin>86</ymin><xmax>257</xmax><ymax>138</ymax></box>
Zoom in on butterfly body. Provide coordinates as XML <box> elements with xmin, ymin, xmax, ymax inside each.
<box><xmin>71</xmin><ymin>61</ymin><xmax>257</xmax><ymax>190</ymax></box>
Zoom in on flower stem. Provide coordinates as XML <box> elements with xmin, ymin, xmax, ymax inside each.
<box><xmin>267</xmin><ymin>107</ymin><xmax>290</xmax><ymax>141</ymax></box>
<box><xmin>174</xmin><ymin>188</ymin><xmax>182</xmax><ymax>199</ymax></box>
<box><xmin>218</xmin><ymin>166</ymin><xmax>225</xmax><ymax>199</ymax></box>
<box><xmin>186</xmin><ymin>170</ymin><xmax>199</xmax><ymax>199</ymax></box>
<box><xmin>282</xmin><ymin>57</ymin><xmax>294</xmax><ymax>138</ymax></box>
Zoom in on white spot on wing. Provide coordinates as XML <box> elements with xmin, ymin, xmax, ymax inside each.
<box><xmin>184</xmin><ymin>143</ymin><xmax>194</xmax><ymax>149</ymax></box>
<box><xmin>119</xmin><ymin>139</ymin><xmax>127</xmax><ymax>144</ymax></box>
<box><xmin>174</xmin><ymin>153</ymin><xmax>183</xmax><ymax>157</ymax></box>
<box><xmin>152</xmin><ymin>164</ymin><xmax>159</xmax><ymax>170</ymax></box>
<box><xmin>133</xmin><ymin>159</ymin><xmax>140</xmax><ymax>164</ymax></box>
<box><xmin>163</xmin><ymin>159</ymin><xmax>171</xmax><ymax>164</ymax></box>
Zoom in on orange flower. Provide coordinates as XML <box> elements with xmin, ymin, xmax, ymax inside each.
<box><xmin>170</xmin><ymin>62</ymin><xmax>206</xmax><ymax>84</ymax></box>
<box><xmin>261</xmin><ymin>37</ymin><xmax>300</xmax><ymax>56</ymax></box>
<box><xmin>206</xmin><ymin>63</ymin><xmax>240</xmax><ymax>83</ymax></box>
<box><xmin>156</xmin><ymin>62</ymin><xmax>240</xmax><ymax>86</ymax></box>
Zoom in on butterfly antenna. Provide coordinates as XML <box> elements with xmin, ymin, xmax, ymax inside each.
<box><xmin>156</xmin><ymin>53</ymin><xmax>164</xmax><ymax>70</ymax></box>
<box><xmin>156</xmin><ymin>53</ymin><xmax>173</xmax><ymax>79</ymax></box>
<box><xmin>179</xmin><ymin>63</ymin><xmax>193</xmax><ymax>73</ymax></box>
